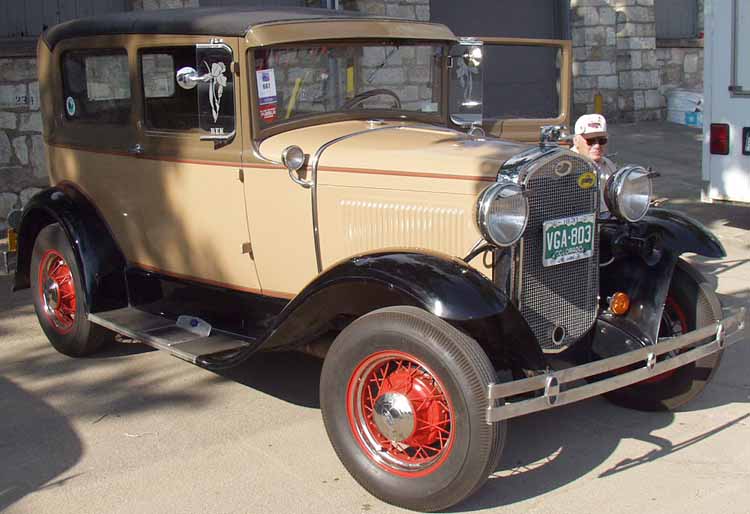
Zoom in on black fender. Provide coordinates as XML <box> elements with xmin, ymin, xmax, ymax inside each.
<box><xmin>638</xmin><ymin>207</ymin><xmax>725</xmax><ymax>258</ymax></box>
<box><xmin>14</xmin><ymin>184</ymin><xmax>128</xmax><ymax>313</ymax></box>
<box><xmin>597</xmin><ymin>207</ymin><xmax>724</xmax><ymax>354</ymax></box>
<box><xmin>259</xmin><ymin>251</ymin><xmax>546</xmax><ymax>372</ymax></box>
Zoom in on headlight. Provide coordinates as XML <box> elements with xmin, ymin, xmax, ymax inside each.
<box><xmin>476</xmin><ymin>181</ymin><xmax>528</xmax><ymax>247</ymax></box>
<box><xmin>605</xmin><ymin>165</ymin><xmax>652</xmax><ymax>222</ymax></box>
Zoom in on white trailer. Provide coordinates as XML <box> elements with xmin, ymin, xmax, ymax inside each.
<box><xmin>702</xmin><ymin>0</ymin><xmax>750</xmax><ymax>203</ymax></box>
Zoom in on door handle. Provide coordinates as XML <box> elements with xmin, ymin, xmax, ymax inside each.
<box><xmin>129</xmin><ymin>144</ymin><xmax>144</xmax><ymax>156</ymax></box>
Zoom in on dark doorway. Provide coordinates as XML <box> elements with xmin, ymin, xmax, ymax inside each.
<box><xmin>431</xmin><ymin>0</ymin><xmax>570</xmax><ymax>123</ymax></box>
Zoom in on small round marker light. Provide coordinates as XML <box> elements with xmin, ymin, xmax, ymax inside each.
<box><xmin>609</xmin><ymin>292</ymin><xmax>631</xmax><ymax>316</ymax></box>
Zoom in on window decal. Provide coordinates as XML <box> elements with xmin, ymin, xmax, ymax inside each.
<box><xmin>205</xmin><ymin>61</ymin><xmax>227</xmax><ymax>123</ymax></box>
<box><xmin>66</xmin><ymin>96</ymin><xmax>76</xmax><ymax>117</ymax></box>
<box><xmin>256</xmin><ymin>68</ymin><xmax>278</xmax><ymax>122</ymax></box>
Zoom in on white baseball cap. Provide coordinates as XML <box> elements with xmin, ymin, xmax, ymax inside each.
<box><xmin>575</xmin><ymin>114</ymin><xmax>607</xmax><ymax>136</ymax></box>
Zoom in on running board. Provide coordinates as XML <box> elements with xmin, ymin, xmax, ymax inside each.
<box><xmin>89</xmin><ymin>307</ymin><xmax>252</xmax><ymax>364</ymax></box>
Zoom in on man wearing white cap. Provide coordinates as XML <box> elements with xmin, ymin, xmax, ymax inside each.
<box><xmin>572</xmin><ymin>113</ymin><xmax>616</xmax><ymax>211</ymax></box>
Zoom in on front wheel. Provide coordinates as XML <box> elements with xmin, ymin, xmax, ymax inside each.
<box><xmin>320</xmin><ymin>306</ymin><xmax>505</xmax><ymax>512</ymax></box>
<box><xmin>604</xmin><ymin>261</ymin><xmax>723</xmax><ymax>411</ymax></box>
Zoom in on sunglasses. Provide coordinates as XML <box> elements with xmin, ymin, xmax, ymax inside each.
<box><xmin>584</xmin><ymin>136</ymin><xmax>608</xmax><ymax>146</ymax></box>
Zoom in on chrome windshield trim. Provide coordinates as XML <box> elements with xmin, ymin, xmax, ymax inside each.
<box><xmin>486</xmin><ymin>307</ymin><xmax>746</xmax><ymax>423</ymax></box>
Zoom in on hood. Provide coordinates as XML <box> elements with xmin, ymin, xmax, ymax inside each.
<box><xmin>258</xmin><ymin>121</ymin><xmax>530</xmax><ymax>183</ymax></box>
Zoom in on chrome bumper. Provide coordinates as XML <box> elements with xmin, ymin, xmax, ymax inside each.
<box><xmin>487</xmin><ymin>308</ymin><xmax>746</xmax><ymax>423</ymax></box>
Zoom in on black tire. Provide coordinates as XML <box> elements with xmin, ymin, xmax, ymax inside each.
<box><xmin>320</xmin><ymin>306</ymin><xmax>505</xmax><ymax>512</ymax></box>
<box><xmin>30</xmin><ymin>223</ymin><xmax>111</xmax><ymax>357</ymax></box>
<box><xmin>604</xmin><ymin>261</ymin><xmax>723</xmax><ymax>411</ymax></box>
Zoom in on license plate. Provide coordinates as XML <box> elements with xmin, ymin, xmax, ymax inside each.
<box><xmin>543</xmin><ymin>213</ymin><xmax>595</xmax><ymax>267</ymax></box>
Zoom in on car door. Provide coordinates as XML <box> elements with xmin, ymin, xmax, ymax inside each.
<box><xmin>124</xmin><ymin>36</ymin><xmax>262</xmax><ymax>292</ymax></box>
<box><xmin>477</xmin><ymin>38</ymin><xmax>572</xmax><ymax>143</ymax></box>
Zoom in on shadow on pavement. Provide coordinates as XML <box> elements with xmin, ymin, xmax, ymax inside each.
<box><xmin>0</xmin><ymin>376</ymin><xmax>82</xmax><ymax>512</ymax></box>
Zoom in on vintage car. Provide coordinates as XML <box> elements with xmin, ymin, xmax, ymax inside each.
<box><xmin>9</xmin><ymin>6</ymin><xmax>745</xmax><ymax>511</ymax></box>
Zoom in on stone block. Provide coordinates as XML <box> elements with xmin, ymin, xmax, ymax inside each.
<box><xmin>619</xmin><ymin>6</ymin><xmax>655</xmax><ymax>22</ymax></box>
<box><xmin>620</xmin><ymin>69</ymin><xmax>659</xmax><ymax>90</ymax></box>
<box><xmin>19</xmin><ymin>112</ymin><xmax>42</xmax><ymax>133</ymax></box>
<box><xmin>385</xmin><ymin>4</ymin><xmax>415</xmax><ymax>19</ymax></box>
<box><xmin>0</xmin><ymin>112</ymin><xmax>16</xmax><ymax>130</ymax></box>
<box><xmin>574</xmin><ymin>76</ymin><xmax>598</xmax><ymax>90</ymax></box>
<box><xmin>585</xmin><ymin>26</ymin><xmax>609</xmax><ymax>46</ymax></box>
<box><xmin>415</xmin><ymin>5</ymin><xmax>429</xmax><ymax>21</ymax></box>
<box><xmin>607</xmin><ymin>27</ymin><xmax>617</xmax><ymax>46</ymax></box>
<box><xmin>28</xmin><ymin>81</ymin><xmax>40</xmax><ymax>111</ymax></box>
<box><xmin>30</xmin><ymin>135</ymin><xmax>47</xmax><ymax>178</ymax></box>
<box><xmin>0</xmin><ymin>192</ymin><xmax>19</xmax><ymax>219</ymax></box>
<box><xmin>574</xmin><ymin>47</ymin><xmax>591</xmax><ymax>61</ymax></box>
<box><xmin>634</xmin><ymin>91</ymin><xmax>646</xmax><ymax>109</ymax></box>
<box><xmin>0</xmin><ymin>84</ymin><xmax>27</xmax><ymax>109</ymax></box>
<box><xmin>575</xmin><ymin>89</ymin><xmax>592</xmax><ymax>104</ymax></box>
<box><xmin>617</xmin><ymin>37</ymin><xmax>655</xmax><ymax>50</ymax></box>
<box><xmin>684</xmin><ymin>53</ymin><xmax>699</xmax><ymax>73</ymax></box>
<box><xmin>645</xmin><ymin>90</ymin><xmax>663</xmax><ymax>108</ymax></box>
<box><xmin>584</xmin><ymin>60</ymin><xmax>614</xmax><ymax>76</ymax></box>
<box><xmin>577</xmin><ymin>6</ymin><xmax>600</xmax><ymax>25</ymax></box>
<box><xmin>641</xmin><ymin>50</ymin><xmax>658</xmax><ymax>69</ymax></box>
<box><xmin>12</xmin><ymin>136</ymin><xmax>28</xmax><ymax>165</ymax></box>
<box><xmin>0</xmin><ymin>131</ymin><xmax>10</xmax><ymax>164</ymax></box>
<box><xmin>0</xmin><ymin>58</ymin><xmax>38</xmax><ymax>82</ymax></box>
<box><xmin>599</xmin><ymin>7</ymin><xmax>617</xmax><ymax>25</ymax></box>
<box><xmin>408</xmin><ymin>66</ymin><xmax>430</xmax><ymax>83</ymax></box>
<box><xmin>598</xmin><ymin>75</ymin><xmax>619</xmax><ymax>90</ymax></box>
<box><xmin>20</xmin><ymin>187</ymin><xmax>43</xmax><ymax>206</ymax></box>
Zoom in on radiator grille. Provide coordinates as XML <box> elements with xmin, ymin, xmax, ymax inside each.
<box><xmin>515</xmin><ymin>153</ymin><xmax>599</xmax><ymax>350</ymax></box>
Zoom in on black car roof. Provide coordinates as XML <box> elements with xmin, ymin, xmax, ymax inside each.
<box><xmin>43</xmin><ymin>6</ymin><xmax>393</xmax><ymax>49</ymax></box>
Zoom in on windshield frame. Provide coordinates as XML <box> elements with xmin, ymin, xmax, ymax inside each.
<box><xmin>248</xmin><ymin>39</ymin><xmax>451</xmax><ymax>141</ymax></box>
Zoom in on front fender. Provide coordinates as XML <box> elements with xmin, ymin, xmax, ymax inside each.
<box><xmin>638</xmin><ymin>208</ymin><xmax>725</xmax><ymax>258</ymax></box>
<box><xmin>14</xmin><ymin>184</ymin><xmax>128</xmax><ymax>313</ymax></box>
<box><xmin>260</xmin><ymin>251</ymin><xmax>545</xmax><ymax>372</ymax></box>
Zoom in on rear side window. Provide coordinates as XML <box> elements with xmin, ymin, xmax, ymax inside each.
<box><xmin>62</xmin><ymin>49</ymin><xmax>131</xmax><ymax>124</ymax></box>
<box><xmin>141</xmin><ymin>46</ymin><xmax>199</xmax><ymax>130</ymax></box>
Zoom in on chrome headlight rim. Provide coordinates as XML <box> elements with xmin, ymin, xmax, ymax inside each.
<box><xmin>605</xmin><ymin>165</ymin><xmax>653</xmax><ymax>223</ymax></box>
<box><xmin>476</xmin><ymin>181</ymin><xmax>529</xmax><ymax>248</ymax></box>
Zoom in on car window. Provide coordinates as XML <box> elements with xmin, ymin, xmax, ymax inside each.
<box><xmin>252</xmin><ymin>42</ymin><xmax>445</xmax><ymax>127</ymax></box>
<box><xmin>62</xmin><ymin>49</ymin><xmax>130</xmax><ymax>124</ymax></box>
<box><xmin>140</xmin><ymin>46</ymin><xmax>199</xmax><ymax>130</ymax></box>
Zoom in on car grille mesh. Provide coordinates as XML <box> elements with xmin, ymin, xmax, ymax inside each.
<box><xmin>515</xmin><ymin>153</ymin><xmax>599</xmax><ymax>350</ymax></box>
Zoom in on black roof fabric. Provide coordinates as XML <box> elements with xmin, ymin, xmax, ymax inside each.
<box><xmin>43</xmin><ymin>7</ymin><xmax>383</xmax><ymax>49</ymax></box>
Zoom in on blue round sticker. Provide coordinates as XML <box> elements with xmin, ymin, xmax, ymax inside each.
<box><xmin>66</xmin><ymin>96</ymin><xmax>76</xmax><ymax>117</ymax></box>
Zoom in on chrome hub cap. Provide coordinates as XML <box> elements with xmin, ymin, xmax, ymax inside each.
<box><xmin>43</xmin><ymin>278</ymin><xmax>60</xmax><ymax>312</ymax></box>
<box><xmin>373</xmin><ymin>392</ymin><xmax>415</xmax><ymax>443</ymax></box>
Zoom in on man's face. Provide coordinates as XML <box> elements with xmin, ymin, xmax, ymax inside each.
<box><xmin>575</xmin><ymin>134</ymin><xmax>608</xmax><ymax>163</ymax></box>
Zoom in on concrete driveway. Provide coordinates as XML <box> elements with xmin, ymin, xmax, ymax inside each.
<box><xmin>1</xmin><ymin>122</ymin><xmax>749</xmax><ymax>514</ymax></box>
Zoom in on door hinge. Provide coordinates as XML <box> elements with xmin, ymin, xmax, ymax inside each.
<box><xmin>242</xmin><ymin>242</ymin><xmax>254</xmax><ymax>259</ymax></box>
<box><xmin>233</xmin><ymin>62</ymin><xmax>240</xmax><ymax>76</ymax></box>
<box><xmin>238</xmin><ymin>169</ymin><xmax>244</xmax><ymax>183</ymax></box>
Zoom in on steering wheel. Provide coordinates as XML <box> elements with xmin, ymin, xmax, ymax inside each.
<box><xmin>342</xmin><ymin>89</ymin><xmax>402</xmax><ymax>110</ymax></box>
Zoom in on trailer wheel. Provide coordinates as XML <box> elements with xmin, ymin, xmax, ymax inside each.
<box><xmin>320</xmin><ymin>306</ymin><xmax>505</xmax><ymax>512</ymax></box>
<box><xmin>605</xmin><ymin>263</ymin><xmax>723</xmax><ymax>411</ymax></box>
<box><xmin>30</xmin><ymin>223</ymin><xmax>110</xmax><ymax>357</ymax></box>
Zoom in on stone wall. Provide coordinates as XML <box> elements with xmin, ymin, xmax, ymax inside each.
<box><xmin>656</xmin><ymin>43</ymin><xmax>703</xmax><ymax>93</ymax></box>
<box><xmin>571</xmin><ymin>0</ymin><xmax>662</xmax><ymax>123</ymax></box>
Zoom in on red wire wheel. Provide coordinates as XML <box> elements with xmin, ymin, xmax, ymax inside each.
<box><xmin>37</xmin><ymin>249</ymin><xmax>77</xmax><ymax>334</ymax></box>
<box><xmin>640</xmin><ymin>295</ymin><xmax>690</xmax><ymax>384</ymax></box>
<box><xmin>346</xmin><ymin>350</ymin><xmax>455</xmax><ymax>477</ymax></box>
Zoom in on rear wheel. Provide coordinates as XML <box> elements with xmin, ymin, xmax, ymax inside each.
<box><xmin>30</xmin><ymin>223</ymin><xmax>111</xmax><ymax>357</ymax></box>
<box><xmin>604</xmin><ymin>262</ymin><xmax>723</xmax><ymax>411</ymax></box>
<box><xmin>320</xmin><ymin>306</ymin><xmax>505</xmax><ymax>512</ymax></box>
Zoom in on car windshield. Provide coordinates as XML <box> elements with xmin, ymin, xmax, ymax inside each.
<box><xmin>252</xmin><ymin>41</ymin><xmax>446</xmax><ymax>127</ymax></box>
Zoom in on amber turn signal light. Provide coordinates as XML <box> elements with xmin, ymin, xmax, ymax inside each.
<box><xmin>609</xmin><ymin>292</ymin><xmax>630</xmax><ymax>315</ymax></box>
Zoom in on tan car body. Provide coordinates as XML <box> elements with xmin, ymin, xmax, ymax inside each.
<box><xmin>36</xmin><ymin>17</ymin><xmax>570</xmax><ymax>300</ymax></box>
